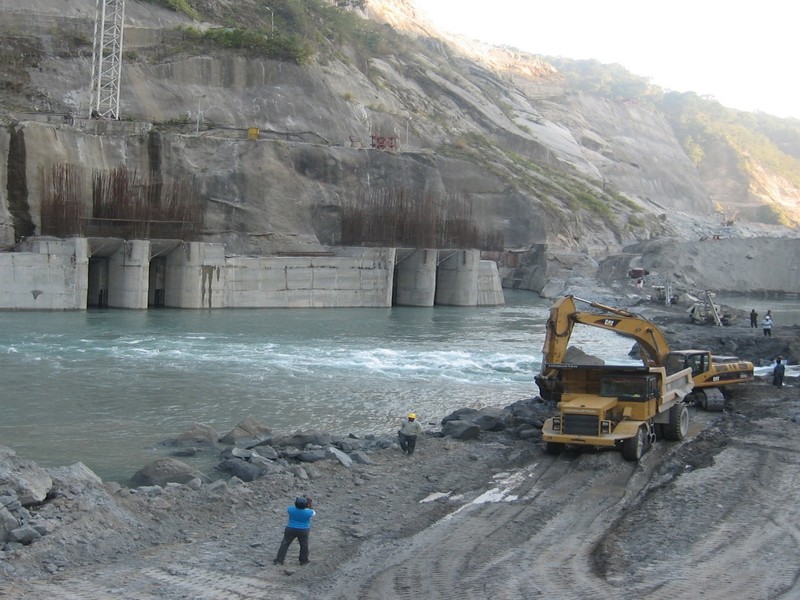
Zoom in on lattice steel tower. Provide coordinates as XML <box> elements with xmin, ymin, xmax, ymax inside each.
<box><xmin>89</xmin><ymin>0</ymin><xmax>126</xmax><ymax>119</ymax></box>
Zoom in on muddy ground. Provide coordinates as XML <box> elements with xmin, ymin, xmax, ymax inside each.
<box><xmin>1</xmin><ymin>306</ymin><xmax>799</xmax><ymax>599</ymax></box>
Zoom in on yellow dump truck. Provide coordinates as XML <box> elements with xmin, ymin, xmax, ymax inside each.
<box><xmin>539</xmin><ymin>363</ymin><xmax>694</xmax><ymax>461</ymax></box>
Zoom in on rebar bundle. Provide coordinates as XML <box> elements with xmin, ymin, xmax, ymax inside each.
<box><xmin>339</xmin><ymin>188</ymin><xmax>503</xmax><ymax>250</ymax></box>
<box><xmin>40</xmin><ymin>164</ymin><xmax>203</xmax><ymax>240</ymax></box>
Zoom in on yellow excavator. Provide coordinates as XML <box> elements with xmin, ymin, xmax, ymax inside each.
<box><xmin>537</xmin><ymin>296</ymin><xmax>754</xmax><ymax>460</ymax></box>
<box><xmin>536</xmin><ymin>296</ymin><xmax>754</xmax><ymax>412</ymax></box>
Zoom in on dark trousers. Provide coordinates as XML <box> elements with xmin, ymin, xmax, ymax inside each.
<box><xmin>398</xmin><ymin>433</ymin><xmax>418</xmax><ymax>455</ymax></box>
<box><xmin>275</xmin><ymin>527</ymin><xmax>310</xmax><ymax>564</ymax></box>
<box><xmin>764</xmin><ymin>328</ymin><xmax>771</xmax><ymax>337</ymax></box>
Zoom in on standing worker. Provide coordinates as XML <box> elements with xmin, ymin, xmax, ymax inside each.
<box><xmin>398</xmin><ymin>412</ymin><xmax>423</xmax><ymax>456</ymax></box>
<box><xmin>773</xmin><ymin>356</ymin><xmax>786</xmax><ymax>388</ymax></box>
<box><xmin>273</xmin><ymin>496</ymin><xmax>316</xmax><ymax>566</ymax></box>
<box><xmin>763</xmin><ymin>314</ymin><xmax>773</xmax><ymax>337</ymax></box>
<box><xmin>750</xmin><ymin>309</ymin><xmax>758</xmax><ymax>328</ymax></box>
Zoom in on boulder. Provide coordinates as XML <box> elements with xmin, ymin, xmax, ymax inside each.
<box><xmin>349</xmin><ymin>451</ymin><xmax>372</xmax><ymax>465</ymax></box>
<box><xmin>564</xmin><ymin>345</ymin><xmax>605</xmax><ymax>365</ymax></box>
<box><xmin>0</xmin><ymin>446</ymin><xmax>53</xmax><ymax>506</ymax></box>
<box><xmin>472</xmin><ymin>408</ymin><xmax>508</xmax><ymax>432</ymax></box>
<box><xmin>170</xmin><ymin>423</ymin><xmax>220</xmax><ymax>447</ymax></box>
<box><xmin>220</xmin><ymin>416</ymin><xmax>272</xmax><ymax>447</ymax></box>
<box><xmin>441</xmin><ymin>407</ymin><xmax>479</xmax><ymax>425</ymax></box>
<box><xmin>46</xmin><ymin>462</ymin><xmax>103</xmax><ymax>496</ymax></box>
<box><xmin>273</xmin><ymin>429</ymin><xmax>333</xmax><ymax>448</ymax></box>
<box><xmin>298</xmin><ymin>449</ymin><xmax>327</xmax><ymax>463</ymax></box>
<box><xmin>442</xmin><ymin>407</ymin><xmax>508</xmax><ymax>432</ymax></box>
<box><xmin>216</xmin><ymin>459</ymin><xmax>265</xmax><ymax>482</ymax></box>
<box><xmin>442</xmin><ymin>420</ymin><xmax>481</xmax><ymax>440</ymax></box>
<box><xmin>253</xmin><ymin>445</ymin><xmax>279</xmax><ymax>460</ymax></box>
<box><xmin>9</xmin><ymin>523</ymin><xmax>41</xmax><ymax>545</ymax></box>
<box><xmin>130</xmin><ymin>458</ymin><xmax>210</xmax><ymax>487</ymax></box>
<box><xmin>0</xmin><ymin>505</ymin><xmax>19</xmax><ymax>543</ymax></box>
<box><xmin>325</xmin><ymin>446</ymin><xmax>353</xmax><ymax>468</ymax></box>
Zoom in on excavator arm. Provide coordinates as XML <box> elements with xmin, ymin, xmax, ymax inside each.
<box><xmin>536</xmin><ymin>295</ymin><xmax>673</xmax><ymax>401</ymax></box>
<box><xmin>539</xmin><ymin>296</ymin><xmax>673</xmax><ymax>375</ymax></box>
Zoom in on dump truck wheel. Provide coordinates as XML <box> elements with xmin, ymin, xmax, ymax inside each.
<box><xmin>545</xmin><ymin>442</ymin><xmax>565</xmax><ymax>455</ymax></box>
<box><xmin>664</xmin><ymin>404</ymin><xmax>689</xmax><ymax>441</ymax></box>
<box><xmin>622</xmin><ymin>427</ymin><xmax>645</xmax><ymax>461</ymax></box>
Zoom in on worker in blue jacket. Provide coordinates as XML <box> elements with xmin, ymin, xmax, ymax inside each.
<box><xmin>273</xmin><ymin>496</ymin><xmax>316</xmax><ymax>566</ymax></box>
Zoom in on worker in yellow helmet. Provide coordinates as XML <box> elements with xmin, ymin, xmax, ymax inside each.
<box><xmin>398</xmin><ymin>412</ymin><xmax>423</xmax><ymax>456</ymax></box>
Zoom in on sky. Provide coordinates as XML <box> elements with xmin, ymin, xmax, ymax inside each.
<box><xmin>415</xmin><ymin>0</ymin><xmax>799</xmax><ymax>119</ymax></box>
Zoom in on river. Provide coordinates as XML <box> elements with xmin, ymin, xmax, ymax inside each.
<box><xmin>1</xmin><ymin>290</ymin><xmax>646</xmax><ymax>482</ymax></box>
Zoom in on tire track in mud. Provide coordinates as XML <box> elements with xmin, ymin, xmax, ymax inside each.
<box><xmin>3</xmin><ymin>544</ymin><xmax>297</xmax><ymax>600</ymax></box>
<box><xmin>620</xmin><ymin>434</ymin><xmax>800</xmax><ymax>600</ymax></box>
<box><xmin>323</xmin><ymin>451</ymin><xmax>646</xmax><ymax>599</ymax></box>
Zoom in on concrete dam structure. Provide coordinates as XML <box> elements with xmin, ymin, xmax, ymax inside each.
<box><xmin>0</xmin><ymin>238</ymin><xmax>504</xmax><ymax>310</ymax></box>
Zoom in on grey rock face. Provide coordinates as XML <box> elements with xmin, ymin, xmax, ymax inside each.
<box><xmin>0</xmin><ymin>446</ymin><xmax>53</xmax><ymax>506</ymax></box>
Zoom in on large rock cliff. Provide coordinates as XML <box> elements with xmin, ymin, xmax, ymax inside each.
<box><xmin>0</xmin><ymin>0</ymin><xmax>797</xmax><ymax>295</ymax></box>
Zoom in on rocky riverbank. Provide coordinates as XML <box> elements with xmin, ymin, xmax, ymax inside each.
<box><xmin>1</xmin><ymin>307</ymin><xmax>799</xmax><ymax>599</ymax></box>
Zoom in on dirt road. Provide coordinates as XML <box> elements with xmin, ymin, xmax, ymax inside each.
<box><xmin>3</xmin><ymin>379</ymin><xmax>798</xmax><ymax>600</ymax></box>
<box><xmin>322</xmin><ymin>387</ymin><xmax>800</xmax><ymax>600</ymax></box>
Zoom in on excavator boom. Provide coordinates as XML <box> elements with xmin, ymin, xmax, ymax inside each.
<box><xmin>541</xmin><ymin>296</ymin><xmax>672</xmax><ymax>373</ymax></box>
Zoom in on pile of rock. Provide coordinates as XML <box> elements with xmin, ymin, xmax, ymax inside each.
<box><xmin>439</xmin><ymin>398</ymin><xmax>551</xmax><ymax>441</ymax></box>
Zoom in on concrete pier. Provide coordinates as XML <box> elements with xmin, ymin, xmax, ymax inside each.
<box><xmin>477</xmin><ymin>260</ymin><xmax>505</xmax><ymax>306</ymax></box>
<box><xmin>394</xmin><ymin>249</ymin><xmax>437</xmax><ymax>307</ymax></box>
<box><xmin>107</xmin><ymin>240</ymin><xmax>150</xmax><ymax>309</ymax></box>
<box><xmin>165</xmin><ymin>242</ymin><xmax>227</xmax><ymax>309</ymax></box>
<box><xmin>435</xmin><ymin>249</ymin><xmax>480</xmax><ymax>306</ymax></box>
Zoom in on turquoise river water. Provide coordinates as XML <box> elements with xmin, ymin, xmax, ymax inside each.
<box><xmin>0</xmin><ymin>289</ymin><xmax>735</xmax><ymax>482</ymax></box>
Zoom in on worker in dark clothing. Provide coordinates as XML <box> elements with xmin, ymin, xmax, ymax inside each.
<box><xmin>750</xmin><ymin>309</ymin><xmax>758</xmax><ymax>328</ymax></box>
<box><xmin>773</xmin><ymin>356</ymin><xmax>786</xmax><ymax>388</ymax></box>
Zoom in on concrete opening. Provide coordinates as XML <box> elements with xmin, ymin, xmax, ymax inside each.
<box><xmin>87</xmin><ymin>257</ymin><xmax>109</xmax><ymax>308</ymax></box>
<box><xmin>148</xmin><ymin>257</ymin><xmax>166</xmax><ymax>307</ymax></box>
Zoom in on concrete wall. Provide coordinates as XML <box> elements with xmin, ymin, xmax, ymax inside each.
<box><xmin>0</xmin><ymin>239</ymin><xmax>503</xmax><ymax>310</ymax></box>
<box><xmin>0</xmin><ymin>238</ymin><xmax>88</xmax><ymax>309</ymax></box>
<box><xmin>225</xmin><ymin>247</ymin><xmax>395</xmax><ymax>308</ymax></box>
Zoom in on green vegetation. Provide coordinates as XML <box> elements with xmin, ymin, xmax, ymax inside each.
<box><xmin>181</xmin><ymin>27</ymin><xmax>314</xmax><ymax>64</ymax></box>
<box><xmin>660</xmin><ymin>90</ymin><xmax>800</xmax><ymax>193</ymax></box>
<box><xmin>132</xmin><ymin>0</ymin><xmax>415</xmax><ymax>72</ymax></box>
<box><xmin>141</xmin><ymin>0</ymin><xmax>198</xmax><ymax>20</ymax></box>
<box><xmin>754</xmin><ymin>203</ymin><xmax>795</xmax><ymax>227</ymax></box>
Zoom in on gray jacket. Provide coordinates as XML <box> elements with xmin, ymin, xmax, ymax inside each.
<box><xmin>399</xmin><ymin>419</ymin><xmax>423</xmax><ymax>436</ymax></box>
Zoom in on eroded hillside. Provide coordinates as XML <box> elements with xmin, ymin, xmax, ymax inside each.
<box><xmin>0</xmin><ymin>0</ymin><xmax>797</xmax><ymax>293</ymax></box>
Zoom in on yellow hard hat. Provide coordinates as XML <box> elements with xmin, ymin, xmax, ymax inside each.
<box><xmin>407</xmin><ymin>413</ymin><xmax>417</xmax><ymax>419</ymax></box>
